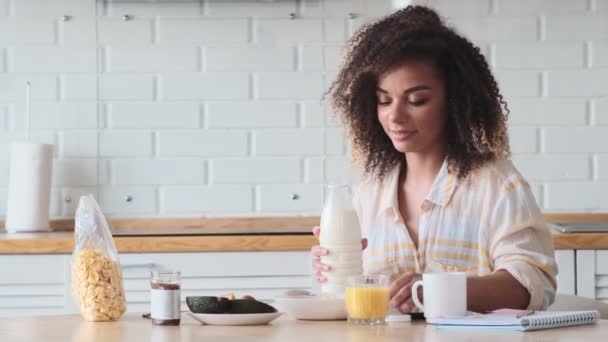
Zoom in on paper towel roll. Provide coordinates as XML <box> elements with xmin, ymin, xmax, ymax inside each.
<box><xmin>5</xmin><ymin>142</ymin><xmax>54</xmax><ymax>233</ymax></box>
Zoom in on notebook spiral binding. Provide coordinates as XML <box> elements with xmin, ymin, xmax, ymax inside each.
<box><xmin>524</xmin><ymin>311</ymin><xmax>600</xmax><ymax>330</ymax></box>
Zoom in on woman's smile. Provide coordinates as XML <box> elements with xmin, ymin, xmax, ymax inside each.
<box><xmin>389</xmin><ymin>129</ymin><xmax>418</xmax><ymax>141</ymax></box>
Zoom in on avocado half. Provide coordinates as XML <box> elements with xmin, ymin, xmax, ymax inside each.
<box><xmin>186</xmin><ymin>296</ymin><xmax>277</xmax><ymax>314</ymax></box>
<box><xmin>186</xmin><ymin>296</ymin><xmax>231</xmax><ymax>314</ymax></box>
<box><xmin>228</xmin><ymin>299</ymin><xmax>277</xmax><ymax>314</ymax></box>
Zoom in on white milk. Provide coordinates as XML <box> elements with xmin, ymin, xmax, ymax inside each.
<box><xmin>319</xmin><ymin>208</ymin><xmax>361</xmax><ymax>246</ymax></box>
<box><xmin>319</xmin><ymin>185</ymin><xmax>363</xmax><ymax>295</ymax></box>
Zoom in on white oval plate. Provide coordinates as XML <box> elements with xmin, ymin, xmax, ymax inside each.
<box><xmin>188</xmin><ymin>312</ymin><xmax>282</xmax><ymax>326</ymax></box>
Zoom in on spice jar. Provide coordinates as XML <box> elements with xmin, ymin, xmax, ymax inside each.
<box><xmin>150</xmin><ymin>270</ymin><xmax>181</xmax><ymax>325</ymax></box>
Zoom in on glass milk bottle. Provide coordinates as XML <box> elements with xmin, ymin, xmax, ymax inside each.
<box><xmin>319</xmin><ymin>184</ymin><xmax>363</xmax><ymax>295</ymax></box>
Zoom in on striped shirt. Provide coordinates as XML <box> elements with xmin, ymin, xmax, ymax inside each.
<box><xmin>353</xmin><ymin>158</ymin><xmax>557</xmax><ymax>310</ymax></box>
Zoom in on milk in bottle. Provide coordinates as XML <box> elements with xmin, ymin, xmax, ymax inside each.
<box><xmin>319</xmin><ymin>184</ymin><xmax>363</xmax><ymax>295</ymax></box>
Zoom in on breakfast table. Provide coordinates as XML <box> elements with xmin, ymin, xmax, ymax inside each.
<box><xmin>1</xmin><ymin>313</ymin><xmax>606</xmax><ymax>342</ymax></box>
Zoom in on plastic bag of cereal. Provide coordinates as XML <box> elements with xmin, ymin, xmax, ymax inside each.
<box><xmin>71</xmin><ymin>195</ymin><xmax>126</xmax><ymax>321</ymax></box>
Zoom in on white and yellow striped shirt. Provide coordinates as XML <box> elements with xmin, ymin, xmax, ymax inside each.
<box><xmin>354</xmin><ymin>158</ymin><xmax>557</xmax><ymax>310</ymax></box>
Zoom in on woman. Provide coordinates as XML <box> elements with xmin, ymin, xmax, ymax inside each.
<box><xmin>311</xmin><ymin>6</ymin><xmax>556</xmax><ymax>313</ymax></box>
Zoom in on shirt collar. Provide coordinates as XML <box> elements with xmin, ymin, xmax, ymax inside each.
<box><xmin>377</xmin><ymin>158</ymin><xmax>458</xmax><ymax>218</ymax></box>
<box><xmin>425</xmin><ymin>158</ymin><xmax>458</xmax><ymax>207</ymax></box>
<box><xmin>377</xmin><ymin>163</ymin><xmax>401</xmax><ymax>218</ymax></box>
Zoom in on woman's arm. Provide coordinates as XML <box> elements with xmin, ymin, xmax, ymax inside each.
<box><xmin>467</xmin><ymin>270</ymin><xmax>530</xmax><ymax>313</ymax></box>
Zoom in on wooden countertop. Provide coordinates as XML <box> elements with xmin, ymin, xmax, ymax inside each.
<box><xmin>0</xmin><ymin>232</ymin><xmax>318</xmax><ymax>254</ymax></box>
<box><xmin>1</xmin><ymin>214</ymin><xmax>608</xmax><ymax>254</ymax></box>
<box><xmin>1</xmin><ymin>313</ymin><xmax>606</xmax><ymax>342</ymax></box>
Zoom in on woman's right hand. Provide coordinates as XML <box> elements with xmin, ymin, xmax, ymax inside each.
<box><xmin>311</xmin><ymin>226</ymin><xmax>368</xmax><ymax>283</ymax></box>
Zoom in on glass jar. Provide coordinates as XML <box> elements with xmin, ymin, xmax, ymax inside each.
<box><xmin>150</xmin><ymin>270</ymin><xmax>181</xmax><ymax>326</ymax></box>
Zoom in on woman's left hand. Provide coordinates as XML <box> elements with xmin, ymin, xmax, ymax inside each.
<box><xmin>389</xmin><ymin>272</ymin><xmax>422</xmax><ymax>313</ymax></box>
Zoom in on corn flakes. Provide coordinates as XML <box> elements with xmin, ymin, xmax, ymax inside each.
<box><xmin>72</xmin><ymin>248</ymin><xmax>126</xmax><ymax>321</ymax></box>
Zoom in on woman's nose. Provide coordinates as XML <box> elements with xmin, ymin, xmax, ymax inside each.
<box><xmin>387</xmin><ymin>101</ymin><xmax>409</xmax><ymax>122</ymax></box>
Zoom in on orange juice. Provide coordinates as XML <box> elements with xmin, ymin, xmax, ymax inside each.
<box><xmin>345</xmin><ymin>286</ymin><xmax>390</xmax><ymax>320</ymax></box>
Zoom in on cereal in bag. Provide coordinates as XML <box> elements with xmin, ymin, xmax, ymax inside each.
<box><xmin>71</xmin><ymin>195</ymin><xmax>126</xmax><ymax>321</ymax></box>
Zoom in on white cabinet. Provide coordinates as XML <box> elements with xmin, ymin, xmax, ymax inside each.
<box><xmin>555</xmin><ymin>250</ymin><xmax>576</xmax><ymax>295</ymax></box>
<box><xmin>0</xmin><ymin>255</ymin><xmax>69</xmax><ymax>317</ymax></box>
<box><xmin>2</xmin><ymin>251</ymin><xmax>313</xmax><ymax>317</ymax></box>
<box><xmin>0</xmin><ymin>249</ymin><xmax>587</xmax><ymax>317</ymax></box>
<box><xmin>576</xmin><ymin>250</ymin><xmax>608</xmax><ymax>303</ymax></box>
<box><xmin>116</xmin><ymin>251</ymin><xmax>312</xmax><ymax>313</ymax></box>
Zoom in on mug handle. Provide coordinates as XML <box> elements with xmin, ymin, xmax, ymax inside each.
<box><xmin>411</xmin><ymin>280</ymin><xmax>424</xmax><ymax>312</ymax></box>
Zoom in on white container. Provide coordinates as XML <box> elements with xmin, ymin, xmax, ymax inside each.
<box><xmin>319</xmin><ymin>184</ymin><xmax>363</xmax><ymax>295</ymax></box>
<box><xmin>5</xmin><ymin>142</ymin><xmax>54</xmax><ymax>233</ymax></box>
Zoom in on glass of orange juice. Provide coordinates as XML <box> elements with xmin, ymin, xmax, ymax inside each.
<box><xmin>345</xmin><ymin>275</ymin><xmax>390</xmax><ymax>325</ymax></box>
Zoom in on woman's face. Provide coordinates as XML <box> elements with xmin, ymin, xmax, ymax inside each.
<box><xmin>376</xmin><ymin>61</ymin><xmax>447</xmax><ymax>154</ymax></box>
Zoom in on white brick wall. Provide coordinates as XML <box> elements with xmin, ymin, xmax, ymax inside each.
<box><xmin>206</xmin><ymin>47</ymin><xmax>295</xmax><ymax>72</ymax></box>
<box><xmin>447</xmin><ymin>16</ymin><xmax>538</xmax><ymax>43</ymax></box>
<box><xmin>107</xmin><ymin>103</ymin><xmax>200</xmax><ymax>129</ymax></box>
<box><xmin>13</xmin><ymin>47</ymin><xmax>96</xmax><ymax>73</ymax></box>
<box><xmin>98</xmin><ymin>19</ymin><xmax>154</xmax><ymax>46</ymax></box>
<box><xmin>13</xmin><ymin>0</ymin><xmax>95</xmax><ymax>17</ymax></box>
<box><xmin>99</xmin><ymin>186</ymin><xmax>157</xmax><ymax>215</ymax></box>
<box><xmin>206</xmin><ymin>102</ymin><xmax>297</xmax><ymax>128</ymax></box>
<box><xmin>60</xmin><ymin>131</ymin><xmax>97</xmax><ymax>158</ymax></box>
<box><xmin>107</xmin><ymin>47</ymin><xmax>199</xmax><ymax>72</ymax></box>
<box><xmin>545</xmin><ymin>183</ymin><xmax>608</xmax><ymax>210</ymax></box>
<box><xmin>596</xmin><ymin>99</ymin><xmax>608</xmax><ymax>125</ymax></box>
<box><xmin>111</xmin><ymin>159</ymin><xmax>205</xmax><ymax>185</ymax></box>
<box><xmin>255</xmin><ymin>129</ymin><xmax>324</xmax><ymax>156</ymax></box>
<box><xmin>428</xmin><ymin>0</ymin><xmax>608</xmax><ymax>211</ymax></box>
<box><xmin>547</xmin><ymin>70</ymin><xmax>608</xmax><ymax>97</ymax></box>
<box><xmin>256</xmin><ymin>19</ymin><xmax>324</xmax><ymax>44</ymax></box>
<box><xmin>61</xmin><ymin>17</ymin><xmax>96</xmax><ymax>47</ymax></box>
<box><xmin>593</xmin><ymin>42</ymin><xmax>608</xmax><ymax>68</ymax></box>
<box><xmin>494</xmin><ymin>43</ymin><xmax>584</xmax><ymax>69</ymax></box>
<box><xmin>211</xmin><ymin>158</ymin><xmax>301</xmax><ymax>184</ymax></box>
<box><xmin>258</xmin><ymin>184</ymin><xmax>324</xmax><ymax>212</ymax></box>
<box><xmin>0</xmin><ymin>0</ymin><xmax>605</xmax><ymax>217</ymax></box>
<box><xmin>544</xmin><ymin>128</ymin><xmax>608</xmax><ymax>153</ymax></box>
<box><xmin>508</xmin><ymin>99</ymin><xmax>587</xmax><ymax>126</ymax></box>
<box><xmin>545</xmin><ymin>15</ymin><xmax>608</xmax><ymax>40</ymax></box>
<box><xmin>53</xmin><ymin>160</ymin><xmax>97</xmax><ymax>187</ymax></box>
<box><xmin>62</xmin><ymin>74</ymin><xmax>97</xmax><ymax>101</ymax></box>
<box><xmin>159</xmin><ymin>19</ymin><xmax>249</xmax><ymax>45</ymax></box>
<box><xmin>509</xmin><ymin>127</ymin><xmax>538</xmax><ymax>153</ymax></box>
<box><xmin>0</xmin><ymin>19</ymin><xmax>55</xmax><ymax>44</ymax></box>
<box><xmin>305</xmin><ymin>158</ymin><xmax>325</xmax><ymax>183</ymax></box>
<box><xmin>206</xmin><ymin>0</ymin><xmax>296</xmax><ymax>18</ymax></box>
<box><xmin>256</xmin><ymin>73</ymin><xmax>324</xmax><ymax>99</ymax></box>
<box><xmin>513</xmin><ymin>155</ymin><xmax>591</xmax><ymax>181</ymax></box>
<box><xmin>158</xmin><ymin>131</ymin><xmax>248</xmax><ymax>157</ymax></box>
<box><xmin>160</xmin><ymin>73</ymin><xmax>249</xmax><ymax>100</ymax></box>
<box><xmin>161</xmin><ymin>186</ymin><xmax>252</xmax><ymax>213</ymax></box>
<box><xmin>30</xmin><ymin>103</ymin><xmax>97</xmax><ymax>130</ymax></box>
<box><xmin>0</xmin><ymin>75</ymin><xmax>58</xmax><ymax>101</ymax></box>
<box><xmin>99</xmin><ymin>74</ymin><xmax>155</xmax><ymax>101</ymax></box>
<box><xmin>100</xmin><ymin>131</ymin><xmax>153</xmax><ymax>157</ymax></box>
<box><xmin>496</xmin><ymin>0</ymin><xmax>588</xmax><ymax>14</ymax></box>
<box><xmin>494</xmin><ymin>70</ymin><xmax>541</xmax><ymax>97</ymax></box>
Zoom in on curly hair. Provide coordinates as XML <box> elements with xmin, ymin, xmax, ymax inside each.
<box><xmin>328</xmin><ymin>5</ymin><xmax>510</xmax><ymax>181</ymax></box>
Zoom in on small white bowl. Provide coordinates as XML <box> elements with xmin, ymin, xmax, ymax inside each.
<box><xmin>274</xmin><ymin>295</ymin><xmax>347</xmax><ymax>321</ymax></box>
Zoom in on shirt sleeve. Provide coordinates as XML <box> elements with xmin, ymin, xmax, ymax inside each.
<box><xmin>488</xmin><ymin>178</ymin><xmax>557</xmax><ymax>310</ymax></box>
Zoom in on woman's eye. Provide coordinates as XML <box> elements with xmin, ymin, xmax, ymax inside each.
<box><xmin>377</xmin><ymin>99</ymin><xmax>392</xmax><ymax>106</ymax></box>
<box><xmin>409</xmin><ymin>99</ymin><xmax>429</xmax><ymax>106</ymax></box>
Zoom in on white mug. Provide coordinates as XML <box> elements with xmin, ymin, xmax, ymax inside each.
<box><xmin>411</xmin><ymin>272</ymin><xmax>467</xmax><ymax>320</ymax></box>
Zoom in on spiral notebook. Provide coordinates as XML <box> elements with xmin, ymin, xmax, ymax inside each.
<box><xmin>430</xmin><ymin>310</ymin><xmax>600</xmax><ymax>331</ymax></box>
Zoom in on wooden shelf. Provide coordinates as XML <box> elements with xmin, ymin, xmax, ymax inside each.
<box><xmin>0</xmin><ymin>214</ymin><xmax>607</xmax><ymax>254</ymax></box>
